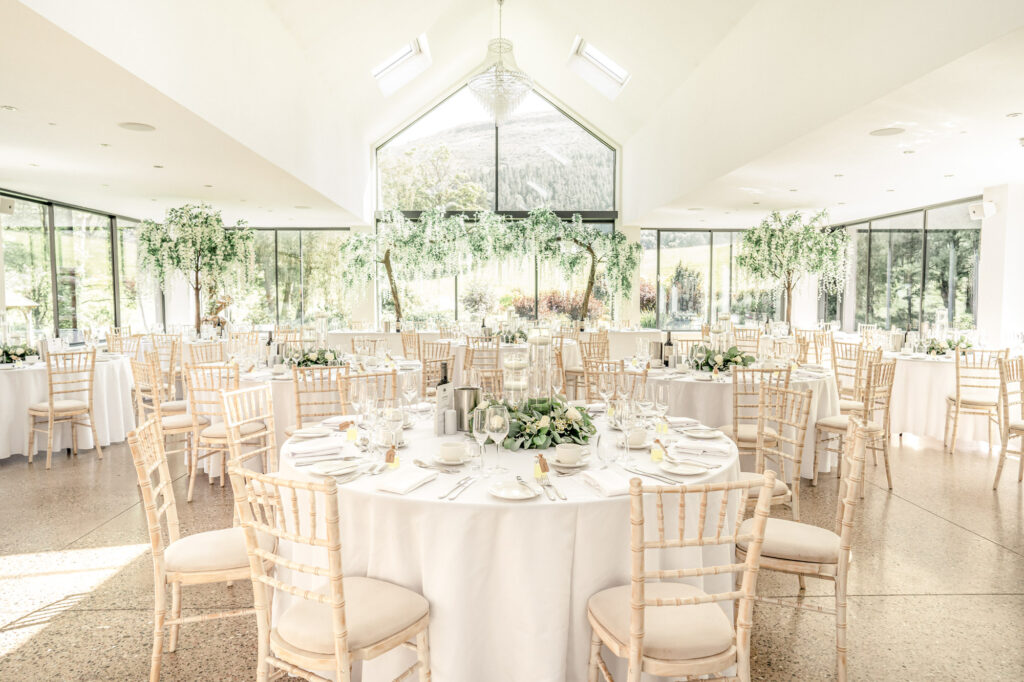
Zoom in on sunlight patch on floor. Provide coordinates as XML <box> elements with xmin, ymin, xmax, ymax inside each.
<box><xmin>0</xmin><ymin>544</ymin><xmax>148</xmax><ymax>656</ymax></box>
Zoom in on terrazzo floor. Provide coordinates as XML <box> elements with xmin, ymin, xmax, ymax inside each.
<box><xmin>0</xmin><ymin>436</ymin><xmax>1022</xmax><ymax>680</ymax></box>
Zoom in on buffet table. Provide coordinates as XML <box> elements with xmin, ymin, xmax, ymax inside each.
<box><xmin>0</xmin><ymin>356</ymin><xmax>135</xmax><ymax>459</ymax></box>
<box><xmin>275</xmin><ymin>417</ymin><xmax>740</xmax><ymax>682</ymax></box>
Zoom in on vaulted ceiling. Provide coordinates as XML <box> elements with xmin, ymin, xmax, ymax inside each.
<box><xmin>3</xmin><ymin>0</ymin><xmax>1024</xmax><ymax>228</ymax></box>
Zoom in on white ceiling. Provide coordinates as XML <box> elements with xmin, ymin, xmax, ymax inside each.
<box><xmin>4</xmin><ymin>0</ymin><xmax>1024</xmax><ymax>229</ymax></box>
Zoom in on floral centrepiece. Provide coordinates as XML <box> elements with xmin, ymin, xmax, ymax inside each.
<box><xmin>287</xmin><ymin>348</ymin><xmax>345</xmax><ymax>368</ymax></box>
<box><xmin>480</xmin><ymin>397</ymin><xmax>597</xmax><ymax>450</ymax></box>
<box><xmin>1</xmin><ymin>344</ymin><xmax>32</xmax><ymax>364</ymax></box>
<box><xmin>690</xmin><ymin>344</ymin><xmax>756</xmax><ymax>372</ymax></box>
<box><xmin>946</xmin><ymin>336</ymin><xmax>972</xmax><ymax>354</ymax></box>
<box><xmin>925</xmin><ymin>338</ymin><xmax>948</xmax><ymax>356</ymax></box>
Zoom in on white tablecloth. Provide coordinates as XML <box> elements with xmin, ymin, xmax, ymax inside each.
<box><xmin>645</xmin><ymin>369</ymin><xmax>840</xmax><ymax>479</ymax></box>
<box><xmin>887</xmin><ymin>353</ymin><xmax>990</xmax><ymax>449</ymax></box>
<box><xmin>327</xmin><ymin>331</ymin><xmax>441</xmax><ymax>357</ymax></box>
<box><xmin>275</xmin><ymin>419</ymin><xmax>740</xmax><ymax>682</ymax></box>
<box><xmin>0</xmin><ymin>357</ymin><xmax>136</xmax><ymax>459</ymax></box>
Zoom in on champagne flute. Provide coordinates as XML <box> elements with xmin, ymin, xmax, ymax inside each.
<box><xmin>471</xmin><ymin>407</ymin><xmax>489</xmax><ymax>472</ymax></box>
<box><xmin>597</xmin><ymin>373</ymin><xmax>615</xmax><ymax>415</ymax></box>
<box><xmin>485</xmin><ymin>404</ymin><xmax>510</xmax><ymax>474</ymax></box>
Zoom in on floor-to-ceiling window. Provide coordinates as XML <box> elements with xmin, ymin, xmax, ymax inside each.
<box><xmin>53</xmin><ymin>207</ymin><xmax>115</xmax><ymax>333</ymax></box>
<box><xmin>116</xmin><ymin>218</ymin><xmax>161</xmax><ymax>333</ymax></box>
<box><xmin>849</xmin><ymin>198</ymin><xmax>980</xmax><ymax>331</ymax></box>
<box><xmin>0</xmin><ymin>197</ymin><xmax>51</xmax><ymax>342</ymax></box>
<box><xmin>375</xmin><ymin>86</ymin><xmax>617</xmax><ymax>323</ymax></box>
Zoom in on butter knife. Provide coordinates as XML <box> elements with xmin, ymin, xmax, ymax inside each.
<box><xmin>438</xmin><ymin>476</ymin><xmax>472</xmax><ymax>499</ymax></box>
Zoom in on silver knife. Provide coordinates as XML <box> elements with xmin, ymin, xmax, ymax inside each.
<box><xmin>540</xmin><ymin>474</ymin><xmax>566</xmax><ymax>500</ymax></box>
<box><xmin>438</xmin><ymin>476</ymin><xmax>472</xmax><ymax>499</ymax></box>
<box><xmin>622</xmin><ymin>465</ymin><xmax>679</xmax><ymax>485</ymax></box>
<box><xmin>447</xmin><ymin>477</ymin><xmax>478</xmax><ymax>500</ymax></box>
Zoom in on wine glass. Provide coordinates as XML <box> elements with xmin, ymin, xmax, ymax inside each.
<box><xmin>550</xmin><ymin>368</ymin><xmax>564</xmax><ymax>399</ymax></box>
<box><xmin>692</xmin><ymin>345</ymin><xmax>707</xmax><ymax>371</ymax></box>
<box><xmin>485</xmin><ymin>404</ymin><xmax>510</xmax><ymax>474</ymax></box>
<box><xmin>383</xmin><ymin>408</ymin><xmax>405</xmax><ymax>462</ymax></box>
<box><xmin>471</xmin><ymin>407</ymin><xmax>489</xmax><ymax>472</ymax></box>
<box><xmin>617</xmin><ymin>399</ymin><xmax>637</xmax><ymax>464</ymax></box>
<box><xmin>654</xmin><ymin>382</ymin><xmax>670</xmax><ymax>423</ymax></box>
<box><xmin>597</xmin><ymin>373</ymin><xmax>615</xmax><ymax>414</ymax></box>
<box><xmin>401</xmin><ymin>371</ymin><xmax>419</xmax><ymax>411</ymax></box>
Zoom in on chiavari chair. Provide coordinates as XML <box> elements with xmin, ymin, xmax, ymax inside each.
<box><xmin>944</xmin><ymin>348</ymin><xmax>1008</xmax><ymax>455</ymax></box>
<box><xmin>228</xmin><ymin>466</ymin><xmax>432</xmax><ymax>682</ymax></box>
<box><xmin>350</xmin><ymin>336</ymin><xmax>385</xmax><ymax>355</ymax></box>
<box><xmin>733</xmin><ymin>327</ymin><xmax>761</xmax><ymax>355</ymax></box>
<box><xmin>26</xmin><ymin>349</ymin><xmax>104</xmax><ymax>469</ymax></box>
<box><xmin>108</xmin><ymin>332</ymin><xmax>142</xmax><ymax>357</ymax></box>
<box><xmin>221</xmin><ymin>384</ymin><xmax>279</xmax><ymax>474</ymax></box>
<box><xmin>671</xmin><ymin>338</ymin><xmax>700</xmax><ymax>360</ymax></box>
<box><xmin>421</xmin><ymin>341</ymin><xmax>454</xmax><ymax>397</ymax></box>
<box><xmin>472</xmin><ymin>368</ymin><xmax>505</xmax><ymax>399</ymax></box>
<box><xmin>587</xmin><ymin>472</ymin><xmax>776</xmax><ymax>682</ymax></box>
<box><xmin>582</xmin><ymin>359</ymin><xmax>623</xmax><ymax>402</ymax></box>
<box><xmin>994</xmin><ymin>356</ymin><xmax>1024</xmax><ymax>488</ymax></box>
<box><xmin>579</xmin><ymin>339</ymin><xmax>610</xmax><ymax>363</ymax></box>
<box><xmin>745</xmin><ymin>385</ymin><xmax>813</xmax><ymax>528</ymax></box>
<box><xmin>401</xmin><ymin>331</ymin><xmax>421</xmax><ymax>360</ymax></box>
<box><xmin>184</xmin><ymin>363</ymin><xmax>244</xmax><ymax>500</ymax></box>
<box><xmin>131</xmin><ymin>352</ymin><xmax>187</xmax><ymax>424</ymax></box>
<box><xmin>289</xmin><ymin>365</ymin><xmax>345</xmax><ymax>435</ymax></box>
<box><xmin>127</xmin><ymin>418</ymin><xmax>265</xmax><ymax>682</ymax></box>
<box><xmin>186</xmin><ymin>340</ymin><xmax>225</xmax><ymax>366</ymax></box>
<box><xmin>812</xmin><ymin>329</ymin><xmax>833</xmax><ymax>365</ymax></box>
<box><xmin>717</xmin><ymin>367</ymin><xmax>791</xmax><ymax>457</ymax></box>
<box><xmin>132</xmin><ymin>354</ymin><xmax>198</xmax><ymax>479</ymax></box>
<box><xmin>553</xmin><ymin>336</ymin><xmax>583</xmax><ymax>399</ymax></box>
<box><xmin>465</xmin><ymin>335</ymin><xmax>500</xmax><ymax>373</ymax></box>
<box><xmin>150</xmin><ymin>333</ymin><xmax>181</xmax><ymax>399</ymax></box>
<box><xmin>228</xmin><ymin>330</ymin><xmax>260</xmax><ymax>358</ymax></box>
<box><xmin>339</xmin><ymin>369</ymin><xmax>399</xmax><ymax>413</ymax></box>
<box><xmin>772</xmin><ymin>338</ymin><xmax>808</xmax><ymax>363</ymax></box>
<box><xmin>736</xmin><ymin>420</ymin><xmax>868</xmax><ymax>682</ymax></box>
<box><xmin>557</xmin><ymin>326</ymin><xmax>581</xmax><ymax>342</ymax></box>
<box><xmin>794</xmin><ymin>328</ymin><xmax>816</xmax><ymax>359</ymax></box>
<box><xmin>813</xmin><ymin>359</ymin><xmax>896</xmax><ymax>490</ymax></box>
<box><xmin>438</xmin><ymin>324</ymin><xmax>459</xmax><ymax>340</ymax></box>
<box><xmin>618</xmin><ymin>363</ymin><xmax>649</xmax><ymax>402</ymax></box>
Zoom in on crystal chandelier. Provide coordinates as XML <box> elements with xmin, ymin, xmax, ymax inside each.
<box><xmin>468</xmin><ymin>0</ymin><xmax>533</xmax><ymax>126</ymax></box>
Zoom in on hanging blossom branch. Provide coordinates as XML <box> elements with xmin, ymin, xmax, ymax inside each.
<box><xmin>734</xmin><ymin>209</ymin><xmax>849</xmax><ymax>324</ymax></box>
<box><xmin>138</xmin><ymin>203</ymin><xmax>255</xmax><ymax>331</ymax></box>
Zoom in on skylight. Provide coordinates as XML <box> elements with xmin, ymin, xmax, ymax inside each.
<box><xmin>371</xmin><ymin>35</ymin><xmax>431</xmax><ymax>95</ymax></box>
<box><xmin>575</xmin><ymin>39</ymin><xmax>629</xmax><ymax>86</ymax></box>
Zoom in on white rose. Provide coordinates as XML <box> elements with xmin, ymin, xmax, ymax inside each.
<box><xmin>325</xmin><ymin>351</ymin><xmax>335</xmax><ymax>361</ymax></box>
<box><xmin>566</xmin><ymin>406</ymin><xmax>582</xmax><ymax>421</ymax></box>
<box><xmin>306</xmin><ymin>352</ymin><xmax>316</xmax><ymax>360</ymax></box>
<box><xmin>714</xmin><ymin>354</ymin><xmax>724</xmax><ymax>365</ymax></box>
<box><xmin>537</xmin><ymin>415</ymin><xmax>551</xmax><ymax>428</ymax></box>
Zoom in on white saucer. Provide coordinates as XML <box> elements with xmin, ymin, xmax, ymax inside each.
<box><xmin>616</xmin><ymin>435</ymin><xmax>655</xmax><ymax>449</ymax></box>
<box><xmin>309</xmin><ymin>460</ymin><xmax>361</xmax><ymax>476</ymax></box>
<box><xmin>294</xmin><ymin>427</ymin><xmax>332</xmax><ymax>439</ymax></box>
<box><xmin>488</xmin><ymin>480</ymin><xmax>540</xmax><ymax>501</ymax></box>
<box><xmin>660</xmin><ymin>461</ymin><xmax>707</xmax><ymax>476</ymax></box>
<box><xmin>433</xmin><ymin>454</ymin><xmax>470</xmax><ymax>466</ymax></box>
<box><xmin>550</xmin><ymin>457</ymin><xmax>589</xmax><ymax>469</ymax></box>
<box><xmin>681</xmin><ymin>427</ymin><xmax>723</xmax><ymax>439</ymax></box>
<box><xmin>692</xmin><ymin>373</ymin><xmax>714</xmax><ymax>382</ymax></box>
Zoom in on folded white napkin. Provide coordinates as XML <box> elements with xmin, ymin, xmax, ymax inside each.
<box><xmin>670</xmin><ymin>437</ymin><xmax>733</xmax><ymax>457</ymax></box>
<box><xmin>376</xmin><ymin>469</ymin><xmax>438</xmax><ymax>495</ymax></box>
<box><xmin>290</xmin><ymin>437</ymin><xmax>347</xmax><ymax>457</ymax></box>
<box><xmin>581</xmin><ymin>469</ymin><xmax>631</xmax><ymax>497</ymax></box>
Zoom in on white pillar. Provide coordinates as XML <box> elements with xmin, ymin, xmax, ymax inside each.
<box><xmin>976</xmin><ymin>184</ymin><xmax>1024</xmax><ymax>346</ymax></box>
<box><xmin>617</xmin><ymin>224</ymin><xmax>644</xmax><ymax>326</ymax></box>
<box><xmin>790</xmin><ymin>274</ymin><xmax>820</xmax><ymax>329</ymax></box>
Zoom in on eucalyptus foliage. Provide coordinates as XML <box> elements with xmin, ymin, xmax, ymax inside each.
<box><xmin>138</xmin><ymin>203</ymin><xmax>255</xmax><ymax>331</ymax></box>
<box><xmin>735</xmin><ymin>210</ymin><xmax>849</xmax><ymax>323</ymax></box>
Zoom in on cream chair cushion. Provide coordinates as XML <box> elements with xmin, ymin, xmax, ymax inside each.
<box><xmin>1009</xmin><ymin>419</ymin><xmax>1024</xmax><ymax>433</ymax></box>
<box><xmin>275</xmin><ymin>577</ymin><xmax>429</xmax><ymax>655</ymax></box>
<box><xmin>161</xmin><ymin>413</ymin><xmax>206</xmax><ymax>430</ymax></box>
<box><xmin>717</xmin><ymin>424</ymin><xmax>778</xmax><ymax>444</ymax></box>
<box><xmin>739</xmin><ymin>471</ymin><xmax>790</xmax><ymax>498</ymax></box>
<box><xmin>164</xmin><ymin>526</ymin><xmax>274</xmax><ymax>574</ymax></box>
<box><xmin>200</xmin><ymin>420</ymin><xmax>267</xmax><ymax>439</ymax></box>
<box><xmin>28</xmin><ymin>399</ymin><xmax>88</xmax><ymax>414</ymax></box>
<box><xmin>587</xmin><ymin>582</ymin><xmax>734</xmax><ymax>661</ymax></box>
<box><xmin>946</xmin><ymin>390</ymin><xmax>999</xmax><ymax>407</ymax></box>
<box><xmin>737</xmin><ymin>517</ymin><xmax>840</xmax><ymax>564</ymax></box>
<box><xmin>816</xmin><ymin>414</ymin><xmax>883</xmax><ymax>432</ymax></box>
<box><xmin>162</xmin><ymin>400</ymin><xmax>188</xmax><ymax>413</ymax></box>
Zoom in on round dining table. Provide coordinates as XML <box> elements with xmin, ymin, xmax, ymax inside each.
<box><xmin>0</xmin><ymin>355</ymin><xmax>136</xmax><ymax>459</ymax></box>
<box><xmin>275</xmin><ymin>416</ymin><xmax>740</xmax><ymax>682</ymax></box>
<box><xmin>645</xmin><ymin>366</ymin><xmax>841</xmax><ymax>479</ymax></box>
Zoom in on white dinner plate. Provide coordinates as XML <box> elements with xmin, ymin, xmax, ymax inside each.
<box><xmin>681</xmin><ymin>427</ymin><xmax>723</xmax><ymax>440</ymax></box>
<box><xmin>294</xmin><ymin>427</ymin><xmax>332</xmax><ymax>439</ymax></box>
<box><xmin>660</xmin><ymin>461</ymin><xmax>707</xmax><ymax>476</ymax></box>
<box><xmin>309</xmin><ymin>460</ymin><xmax>361</xmax><ymax>476</ymax></box>
<box><xmin>692</xmin><ymin>373</ymin><xmax>714</xmax><ymax>382</ymax></box>
<box><xmin>488</xmin><ymin>479</ymin><xmax>541</xmax><ymax>501</ymax></box>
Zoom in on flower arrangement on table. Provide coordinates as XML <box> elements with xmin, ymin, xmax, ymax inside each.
<box><xmin>499</xmin><ymin>329</ymin><xmax>528</xmax><ymax>344</ymax></box>
<box><xmin>689</xmin><ymin>343</ymin><xmax>756</xmax><ymax>372</ymax></box>
<box><xmin>946</xmin><ymin>336</ymin><xmax>972</xmax><ymax>354</ymax></box>
<box><xmin>287</xmin><ymin>348</ymin><xmax>346</xmax><ymax>368</ymax></box>
<box><xmin>925</xmin><ymin>338</ymin><xmax>948</xmax><ymax>356</ymax></box>
<box><xmin>478</xmin><ymin>397</ymin><xmax>597</xmax><ymax>450</ymax></box>
<box><xmin>1</xmin><ymin>344</ymin><xmax>32</xmax><ymax>364</ymax></box>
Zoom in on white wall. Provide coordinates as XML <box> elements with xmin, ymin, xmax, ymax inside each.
<box><xmin>976</xmin><ymin>184</ymin><xmax>1024</xmax><ymax>346</ymax></box>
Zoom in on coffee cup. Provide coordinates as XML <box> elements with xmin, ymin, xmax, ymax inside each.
<box><xmin>627</xmin><ymin>428</ymin><xmax>648</xmax><ymax>447</ymax></box>
<box><xmin>554</xmin><ymin>443</ymin><xmax>583</xmax><ymax>465</ymax></box>
<box><xmin>438</xmin><ymin>442</ymin><xmax>467</xmax><ymax>463</ymax></box>
<box><xmin>271</xmin><ymin>365</ymin><xmax>287</xmax><ymax>375</ymax></box>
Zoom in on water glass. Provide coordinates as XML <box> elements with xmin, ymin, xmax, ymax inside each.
<box><xmin>471</xmin><ymin>407</ymin><xmax>489</xmax><ymax>472</ymax></box>
<box><xmin>485</xmin><ymin>404</ymin><xmax>510</xmax><ymax>474</ymax></box>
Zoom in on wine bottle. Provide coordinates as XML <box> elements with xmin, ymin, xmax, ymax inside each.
<box><xmin>663</xmin><ymin>331</ymin><xmax>674</xmax><ymax>368</ymax></box>
<box><xmin>434</xmin><ymin>361</ymin><xmax>453</xmax><ymax>436</ymax></box>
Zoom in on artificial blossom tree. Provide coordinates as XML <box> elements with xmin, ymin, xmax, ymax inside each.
<box><xmin>138</xmin><ymin>203</ymin><xmax>256</xmax><ymax>332</ymax></box>
<box><xmin>735</xmin><ymin>210</ymin><xmax>849</xmax><ymax>324</ymax></box>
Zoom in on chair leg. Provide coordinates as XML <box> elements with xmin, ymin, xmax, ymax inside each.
<box><xmin>151</xmin><ymin>579</ymin><xmax>166</xmax><ymax>682</ymax></box>
<box><xmin>993</xmin><ymin>437</ymin><xmax>1008</xmax><ymax>489</ymax></box>
<box><xmin>187</xmin><ymin>446</ymin><xmax>198</xmax><ymax>503</ymax></box>
<box><xmin>588</xmin><ymin>628</ymin><xmax>602</xmax><ymax>682</ymax></box>
<box><xmin>798</xmin><ymin>575</ymin><xmax>807</xmax><ymax>591</ymax></box>
<box><xmin>46</xmin><ymin>415</ymin><xmax>54</xmax><ymax>470</ymax></box>
<box><xmin>811</xmin><ymin>429</ymin><xmax>821</xmax><ymax>486</ymax></box>
<box><xmin>881</xmin><ymin>435</ymin><xmax>893</xmax><ymax>491</ymax></box>
<box><xmin>90</xmin><ymin>411</ymin><xmax>103</xmax><ymax>459</ymax></box>
<box><xmin>71</xmin><ymin>418</ymin><xmax>79</xmax><ymax>457</ymax></box>
<box><xmin>943</xmin><ymin>401</ymin><xmax>952</xmax><ymax>453</ymax></box>
<box><xmin>988</xmin><ymin>413</ymin><xmax>994</xmax><ymax>454</ymax></box>
<box><xmin>949</xmin><ymin>406</ymin><xmax>961</xmax><ymax>456</ymax></box>
<box><xmin>835</xmin><ymin>574</ymin><xmax>848</xmax><ymax>682</ymax></box>
<box><xmin>415</xmin><ymin>627</ymin><xmax>432</xmax><ymax>682</ymax></box>
<box><xmin>27</xmin><ymin>416</ymin><xmax>35</xmax><ymax>464</ymax></box>
<box><xmin>168</xmin><ymin>582</ymin><xmax>181</xmax><ymax>652</ymax></box>
<box><xmin>791</xmin><ymin>479</ymin><xmax>801</xmax><ymax>522</ymax></box>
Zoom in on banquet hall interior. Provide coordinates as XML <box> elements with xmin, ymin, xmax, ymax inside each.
<box><xmin>1</xmin><ymin>0</ymin><xmax>1024</xmax><ymax>680</ymax></box>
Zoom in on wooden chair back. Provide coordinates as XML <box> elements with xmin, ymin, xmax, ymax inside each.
<box><xmin>421</xmin><ymin>352</ymin><xmax>454</xmax><ymax>397</ymax></box>
<box><xmin>438</xmin><ymin>325</ymin><xmax>459</xmax><ymax>340</ymax></box>
<box><xmin>184</xmin><ymin>363</ymin><xmax>241</xmax><ymax>433</ymax></box>
<box><xmin>351</xmin><ymin>336</ymin><xmax>384</xmax><ymax>355</ymax></box>
<box><xmin>731</xmin><ymin>367</ymin><xmax>791</xmax><ymax>436</ymax></box>
<box><xmin>221</xmin><ymin>385</ymin><xmax>279</xmax><ymax>472</ymax></box>
<box><xmin>401</xmin><ymin>331</ymin><xmax>420</xmax><ymax>360</ymax></box>
<box><xmin>187</xmin><ymin>341</ymin><xmax>225</xmax><ymax>365</ymax></box>
<box><xmin>835</xmin><ymin>419</ymin><xmax>868</xmax><ymax>571</ymax></box>
<box><xmin>733</xmin><ymin>327</ymin><xmax>761</xmax><ymax>355</ymax></box>
<box><xmin>953</xmin><ymin>348</ymin><xmax>1008</xmax><ymax>401</ymax></box>
<box><xmin>579</xmin><ymin>339</ymin><xmax>609</xmax><ymax>363</ymax></box>
<box><xmin>582</xmin><ymin>358</ymin><xmax>623</xmax><ymax>401</ymax></box>
<box><xmin>756</xmin><ymin>385</ymin><xmax>813</xmax><ymax>487</ymax></box>
<box><xmin>130</xmin><ymin>353</ymin><xmax>164</xmax><ymax>424</ymax></box>
<box><xmin>861</xmin><ymin>360</ymin><xmax>897</xmax><ymax>431</ymax></box>
<box><xmin>466</xmin><ymin>335</ymin><xmax>499</xmax><ymax>349</ymax></box>
<box><xmin>292</xmin><ymin>366</ymin><xmax>345</xmax><ymax>428</ymax></box>
<box><xmin>812</xmin><ymin>330</ymin><xmax>833</xmax><ymax>365</ymax></box>
<box><xmin>473</xmin><ymin>368</ymin><xmax>504</xmax><ymax>399</ymax></box>
<box><xmin>127</xmin><ymin>418</ymin><xmax>182</xmax><ymax>561</ymax></box>
<box><xmin>108</xmin><ymin>333</ymin><xmax>141</xmax><ymax>356</ymax></box>
<box><xmin>771</xmin><ymin>338</ymin><xmax>808</xmax><ymax>363</ymax></box>
<box><xmin>228</xmin><ymin>331</ymin><xmax>260</xmax><ymax>357</ymax></box>
<box><xmin>625</xmin><ymin>472</ymin><xmax>776</xmax><ymax>680</ymax></box>
<box><xmin>465</xmin><ymin>346</ymin><xmax>499</xmax><ymax>372</ymax></box>
<box><xmin>557</xmin><ymin>327</ymin><xmax>581</xmax><ymax>342</ymax></box>
<box><xmin>45</xmin><ymin>349</ymin><xmax>97</xmax><ymax>408</ymax></box>
<box><xmin>619</xmin><ymin>365</ymin><xmax>649</xmax><ymax>401</ymax></box>
<box><xmin>672</xmin><ymin>338</ymin><xmax>700</xmax><ymax>360</ymax></box>
<box><xmin>998</xmin><ymin>357</ymin><xmax>1024</xmax><ymax>428</ymax></box>
<box><xmin>831</xmin><ymin>340</ymin><xmax>862</xmax><ymax>400</ymax></box>
<box><xmin>230</xmin><ymin>467</ymin><xmax>353</xmax><ymax>679</ymax></box>
<box><xmin>339</xmin><ymin>369</ymin><xmax>398</xmax><ymax>412</ymax></box>
<box><xmin>150</xmin><ymin>333</ymin><xmax>180</xmax><ymax>370</ymax></box>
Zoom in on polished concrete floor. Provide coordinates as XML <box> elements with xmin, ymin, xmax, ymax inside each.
<box><xmin>0</xmin><ymin>437</ymin><xmax>1021</xmax><ymax>680</ymax></box>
